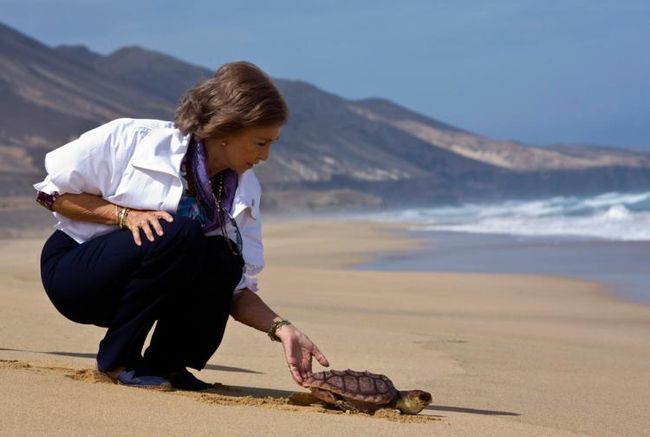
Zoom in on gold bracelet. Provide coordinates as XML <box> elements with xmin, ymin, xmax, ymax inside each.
<box><xmin>121</xmin><ymin>208</ymin><xmax>130</xmax><ymax>229</ymax></box>
<box><xmin>117</xmin><ymin>207</ymin><xmax>130</xmax><ymax>229</ymax></box>
<box><xmin>268</xmin><ymin>319</ymin><xmax>291</xmax><ymax>342</ymax></box>
<box><xmin>117</xmin><ymin>207</ymin><xmax>125</xmax><ymax>228</ymax></box>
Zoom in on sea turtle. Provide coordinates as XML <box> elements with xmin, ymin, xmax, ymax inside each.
<box><xmin>299</xmin><ymin>369</ymin><xmax>432</xmax><ymax>415</ymax></box>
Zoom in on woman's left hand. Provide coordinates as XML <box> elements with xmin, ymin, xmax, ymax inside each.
<box><xmin>277</xmin><ymin>324</ymin><xmax>330</xmax><ymax>386</ymax></box>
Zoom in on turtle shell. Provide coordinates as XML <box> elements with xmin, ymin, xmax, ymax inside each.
<box><xmin>304</xmin><ymin>369</ymin><xmax>398</xmax><ymax>405</ymax></box>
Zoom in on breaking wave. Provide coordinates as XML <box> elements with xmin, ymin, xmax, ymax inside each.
<box><xmin>374</xmin><ymin>192</ymin><xmax>650</xmax><ymax>241</ymax></box>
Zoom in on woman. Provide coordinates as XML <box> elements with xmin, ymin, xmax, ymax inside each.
<box><xmin>34</xmin><ymin>61</ymin><xmax>329</xmax><ymax>390</ymax></box>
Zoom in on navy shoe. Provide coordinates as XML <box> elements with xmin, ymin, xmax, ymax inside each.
<box><xmin>116</xmin><ymin>369</ymin><xmax>172</xmax><ymax>390</ymax></box>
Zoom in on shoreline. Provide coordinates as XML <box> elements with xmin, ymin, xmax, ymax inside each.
<box><xmin>1</xmin><ymin>218</ymin><xmax>649</xmax><ymax>436</ymax></box>
<box><xmin>352</xmin><ymin>222</ymin><xmax>650</xmax><ymax>306</ymax></box>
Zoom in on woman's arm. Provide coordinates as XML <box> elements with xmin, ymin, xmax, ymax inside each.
<box><xmin>230</xmin><ymin>289</ymin><xmax>330</xmax><ymax>385</ymax></box>
<box><xmin>52</xmin><ymin>193</ymin><xmax>120</xmax><ymax>226</ymax></box>
<box><xmin>52</xmin><ymin>193</ymin><xmax>174</xmax><ymax>246</ymax></box>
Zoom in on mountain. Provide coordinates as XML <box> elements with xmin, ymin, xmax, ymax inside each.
<box><xmin>0</xmin><ymin>22</ymin><xmax>170</xmax><ymax>187</ymax></box>
<box><xmin>346</xmin><ymin>98</ymin><xmax>650</xmax><ymax>170</ymax></box>
<box><xmin>1</xmin><ymin>21</ymin><xmax>650</xmax><ymax>209</ymax></box>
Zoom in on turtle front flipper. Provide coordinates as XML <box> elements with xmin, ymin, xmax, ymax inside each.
<box><xmin>309</xmin><ymin>388</ymin><xmax>346</xmax><ymax>409</ymax></box>
<box><xmin>342</xmin><ymin>398</ymin><xmax>386</xmax><ymax>414</ymax></box>
<box><xmin>335</xmin><ymin>399</ymin><xmax>360</xmax><ymax>413</ymax></box>
<box><xmin>307</xmin><ymin>388</ymin><xmax>360</xmax><ymax>413</ymax></box>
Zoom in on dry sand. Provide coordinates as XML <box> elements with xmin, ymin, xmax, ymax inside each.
<box><xmin>0</xmin><ymin>218</ymin><xmax>648</xmax><ymax>436</ymax></box>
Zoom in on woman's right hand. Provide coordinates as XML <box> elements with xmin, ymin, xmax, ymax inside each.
<box><xmin>123</xmin><ymin>209</ymin><xmax>175</xmax><ymax>246</ymax></box>
<box><xmin>277</xmin><ymin>324</ymin><xmax>330</xmax><ymax>386</ymax></box>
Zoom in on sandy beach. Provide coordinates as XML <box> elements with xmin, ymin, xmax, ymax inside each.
<box><xmin>1</xmin><ymin>218</ymin><xmax>648</xmax><ymax>436</ymax></box>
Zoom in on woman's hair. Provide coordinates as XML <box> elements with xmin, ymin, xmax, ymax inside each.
<box><xmin>174</xmin><ymin>61</ymin><xmax>289</xmax><ymax>139</ymax></box>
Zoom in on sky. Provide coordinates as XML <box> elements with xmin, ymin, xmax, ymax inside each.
<box><xmin>2</xmin><ymin>0</ymin><xmax>649</xmax><ymax>150</ymax></box>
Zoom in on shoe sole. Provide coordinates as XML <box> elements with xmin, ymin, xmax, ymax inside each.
<box><xmin>117</xmin><ymin>380</ymin><xmax>173</xmax><ymax>391</ymax></box>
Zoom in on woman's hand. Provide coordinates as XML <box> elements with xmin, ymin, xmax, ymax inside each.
<box><xmin>123</xmin><ymin>209</ymin><xmax>175</xmax><ymax>246</ymax></box>
<box><xmin>277</xmin><ymin>324</ymin><xmax>330</xmax><ymax>386</ymax></box>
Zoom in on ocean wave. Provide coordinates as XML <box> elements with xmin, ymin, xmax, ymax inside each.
<box><xmin>415</xmin><ymin>209</ymin><xmax>650</xmax><ymax>241</ymax></box>
<box><xmin>370</xmin><ymin>191</ymin><xmax>650</xmax><ymax>241</ymax></box>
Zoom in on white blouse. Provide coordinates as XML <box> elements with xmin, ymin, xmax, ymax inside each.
<box><xmin>33</xmin><ymin>118</ymin><xmax>264</xmax><ymax>294</ymax></box>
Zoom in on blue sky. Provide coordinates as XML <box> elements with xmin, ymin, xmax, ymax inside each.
<box><xmin>2</xmin><ymin>0</ymin><xmax>649</xmax><ymax>149</ymax></box>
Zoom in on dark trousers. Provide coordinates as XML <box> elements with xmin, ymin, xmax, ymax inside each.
<box><xmin>39</xmin><ymin>215</ymin><xmax>244</xmax><ymax>373</ymax></box>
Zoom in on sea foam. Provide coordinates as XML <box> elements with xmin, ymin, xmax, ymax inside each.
<box><xmin>370</xmin><ymin>191</ymin><xmax>650</xmax><ymax>241</ymax></box>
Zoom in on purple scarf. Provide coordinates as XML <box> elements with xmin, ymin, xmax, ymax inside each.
<box><xmin>186</xmin><ymin>135</ymin><xmax>238</xmax><ymax>232</ymax></box>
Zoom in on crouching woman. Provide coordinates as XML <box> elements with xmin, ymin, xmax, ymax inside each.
<box><xmin>34</xmin><ymin>61</ymin><xmax>329</xmax><ymax>390</ymax></box>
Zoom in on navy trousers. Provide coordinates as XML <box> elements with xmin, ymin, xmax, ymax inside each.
<box><xmin>39</xmin><ymin>215</ymin><xmax>244</xmax><ymax>373</ymax></box>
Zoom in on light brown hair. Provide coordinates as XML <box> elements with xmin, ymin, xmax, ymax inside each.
<box><xmin>174</xmin><ymin>61</ymin><xmax>289</xmax><ymax>139</ymax></box>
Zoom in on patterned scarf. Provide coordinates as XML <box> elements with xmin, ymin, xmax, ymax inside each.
<box><xmin>185</xmin><ymin>135</ymin><xmax>238</xmax><ymax>233</ymax></box>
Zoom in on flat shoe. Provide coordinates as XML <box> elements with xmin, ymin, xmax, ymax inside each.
<box><xmin>116</xmin><ymin>369</ymin><xmax>172</xmax><ymax>390</ymax></box>
<box><xmin>97</xmin><ymin>362</ymin><xmax>172</xmax><ymax>391</ymax></box>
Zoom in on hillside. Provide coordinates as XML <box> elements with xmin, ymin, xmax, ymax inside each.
<box><xmin>1</xmin><ymin>21</ymin><xmax>649</xmax><ymax>209</ymax></box>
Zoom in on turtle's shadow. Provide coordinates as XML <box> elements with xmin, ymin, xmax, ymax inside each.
<box><xmin>197</xmin><ymin>384</ymin><xmax>520</xmax><ymax>417</ymax></box>
<box><xmin>198</xmin><ymin>385</ymin><xmax>510</xmax><ymax>419</ymax></box>
<box><xmin>425</xmin><ymin>404</ymin><xmax>519</xmax><ymax>416</ymax></box>
<box><xmin>199</xmin><ymin>385</ymin><xmax>519</xmax><ymax>417</ymax></box>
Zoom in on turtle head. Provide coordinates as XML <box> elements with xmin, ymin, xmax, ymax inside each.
<box><xmin>395</xmin><ymin>389</ymin><xmax>432</xmax><ymax>415</ymax></box>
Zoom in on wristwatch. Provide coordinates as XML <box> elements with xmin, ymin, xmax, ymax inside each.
<box><xmin>268</xmin><ymin>319</ymin><xmax>291</xmax><ymax>342</ymax></box>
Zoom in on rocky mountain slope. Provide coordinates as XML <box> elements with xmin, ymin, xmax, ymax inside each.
<box><xmin>1</xmin><ymin>21</ymin><xmax>649</xmax><ymax>209</ymax></box>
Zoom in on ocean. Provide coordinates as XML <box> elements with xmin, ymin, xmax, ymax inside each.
<box><xmin>355</xmin><ymin>191</ymin><xmax>650</xmax><ymax>303</ymax></box>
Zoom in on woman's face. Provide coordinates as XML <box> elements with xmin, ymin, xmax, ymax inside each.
<box><xmin>205</xmin><ymin>124</ymin><xmax>282</xmax><ymax>176</ymax></box>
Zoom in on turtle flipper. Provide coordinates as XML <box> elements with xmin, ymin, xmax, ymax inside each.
<box><xmin>306</xmin><ymin>388</ymin><xmax>359</xmax><ymax>413</ymax></box>
<box><xmin>308</xmin><ymin>388</ymin><xmax>345</xmax><ymax>409</ymax></box>
<box><xmin>335</xmin><ymin>399</ymin><xmax>360</xmax><ymax>413</ymax></box>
